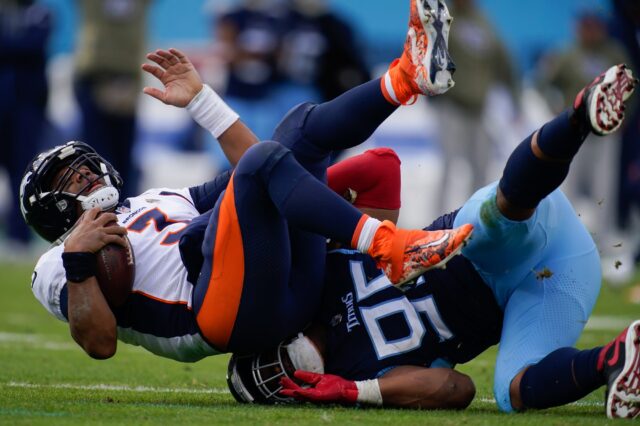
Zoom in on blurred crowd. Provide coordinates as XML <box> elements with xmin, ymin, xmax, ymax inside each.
<box><xmin>1</xmin><ymin>0</ymin><xmax>640</xmax><ymax>285</ymax></box>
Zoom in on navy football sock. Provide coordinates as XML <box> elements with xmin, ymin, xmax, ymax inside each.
<box><xmin>519</xmin><ymin>347</ymin><xmax>605</xmax><ymax>409</ymax></box>
<box><xmin>304</xmin><ymin>78</ymin><xmax>398</xmax><ymax>152</ymax></box>
<box><xmin>499</xmin><ymin>110</ymin><xmax>588</xmax><ymax>209</ymax></box>
<box><xmin>536</xmin><ymin>109</ymin><xmax>588</xmax><ymax>160</ymax></box>
<box><xmin>498</xmin><ymin>134</ymin><xmax>571</xmax><ymax>209</ymax></box>
<box><xmin>260</xmin><ymin>145</ymin><xmax>363</xmax><ymax>243</ymax></box>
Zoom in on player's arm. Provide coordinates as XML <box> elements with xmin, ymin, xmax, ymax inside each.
<box><xmin>376</xmin><ymin>365</ymin><xmax>475</xmax><ymax>409</ymax></box>
<box><xmin>142</xmin><ymin>49</ymin><xmax>402</xmax><ymax>216</ymax></box>
<box><xmin>62</xmin><ymin>209</ymin><xmax>126</xmax><ymax>359</ymax></box>
<box><xmin>328</xmin><ymin>148</ymin><xmax>401</xmax><ymax>224</ymax></box>
<box><xmin>280</xmin><ymin>365</ymin><xmax>474</xmax><ymax>409</ymax></box>
<box><xmin>141</xmin><ymin>48</ymin><xmax>258</xmax><ymax>166</ymax></box>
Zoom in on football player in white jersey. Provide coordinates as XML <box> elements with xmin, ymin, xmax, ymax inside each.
<box><xmin>20</xmin><ymin>1</ymin><xmax>472</xmax><ymax>363</ymax></box>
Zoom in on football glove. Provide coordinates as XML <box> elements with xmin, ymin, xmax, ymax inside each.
<box><xmin>280</xmin><ymin>370</ymin><xmax>382</xmax><ymax>405</ymax></box>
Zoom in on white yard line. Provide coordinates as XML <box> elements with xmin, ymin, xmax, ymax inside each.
<box><xmin>585</xmin><ymin>316</ymin><xmax>636</xmax><ymax>331</ymax></box>
<box><xmin>477</xmin><ymin>397</ymin><xmax>602</xmax><ymax>408</ymax></box>
<box><xmin>4</xmin><ymin>383</ymin><xmax>603</xmax><ymax>408</ymax></box>
<box><xmin>0</xmin><ymin>332</ymin><xmax>75</xmax><ymax>350</ymax></box>
<box><xmin>4</xmin><ymin>381</ymin><xmax>230</xmax><ymax>395</ymax></box>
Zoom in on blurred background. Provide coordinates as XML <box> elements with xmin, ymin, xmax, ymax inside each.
<box><xmin>2</xmin><ymin>0</ymin><xmax>640</xmax><ymax>291</ymax></box>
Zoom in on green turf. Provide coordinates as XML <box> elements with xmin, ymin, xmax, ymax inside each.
<box><xmin>0</xmin><ymin>261</ymin><xmax>638</xmax><ymax>424</ymax></box>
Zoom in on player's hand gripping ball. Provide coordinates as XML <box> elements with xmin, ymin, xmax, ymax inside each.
<box><xmin>95</xmin><ymin>220</ymin><xmax>135</xmax><ymax>307</ymax></box>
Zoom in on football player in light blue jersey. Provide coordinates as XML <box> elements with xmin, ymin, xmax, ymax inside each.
<box><xmin>150</xmin><ymin>3</ymin><xmax>638</xmax><ymax>416</ymax></box>
<box><xmin>217</xmin><ymin>0</ymin><xmax>640</xmax><ymax>417</ymax></box>
<box><xmin>227</xmin><ymin>51</ymin><xmax>640</xmax><ymax>415</ymax></box>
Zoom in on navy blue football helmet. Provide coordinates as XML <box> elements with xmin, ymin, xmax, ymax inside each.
<box><xmin>19</xmin><ymin>141</ymin><xmax>123</xmax><ymax>243</ymax></box>
<box><xmin>226</xmin><ymin>342</ymin><xmax>297</xmax><ymax>404</ymax></box>
<box><xmin>227</xmin><ymin>332</ymin><xmax>326</xmax><ymax>404</ymax></box>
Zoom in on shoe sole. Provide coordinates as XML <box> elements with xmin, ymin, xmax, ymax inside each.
<box><xmin>589</xmin><ymin>64</ymin><xmax>637</xmax><ymax>136</ymax></box>
<box><xmin>606</xmin><ymin>319</ymin><xmax>640</xmax><ymax>419</ymax></box>
<box><xmin>411</xmin><ymin>0</ymin><xmax>454</xmax><ymax>95</ymax></box>
<box><xmin>396</xmin><ymin>228</ymin><xmax>473</xmax><ymax>287</ymax></box>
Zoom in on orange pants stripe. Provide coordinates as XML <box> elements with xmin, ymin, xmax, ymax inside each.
<box><xmin>195</xmin><ymin>176</ymin><xmax>244</xmax><ymax>350</ymax></box>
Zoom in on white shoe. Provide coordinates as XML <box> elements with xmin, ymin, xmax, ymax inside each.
<box><xmin>574</xmin><ymin>64</ymin><xmax>638</xmax><ymax>136</ymax></box>
<box><xmin>405</xmin><ymin>0</ymin><xmax>456</xmax><ymax>96</ymax></box>
<box><xmin>604</xmin><ymin>319</ymin><xmax>640</xmax><ymax>418</ymax></box>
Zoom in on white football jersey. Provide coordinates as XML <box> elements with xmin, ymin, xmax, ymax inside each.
<box><xmin>32</xmin><ymin>187</ymin><xmax>220</xmax><ymax>362</ymax></box>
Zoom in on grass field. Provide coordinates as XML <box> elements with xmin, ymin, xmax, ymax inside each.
<box><xmin>1</xmin><ymin>261</ymin><xmax>639</xmax><ymax>425</ymax></box>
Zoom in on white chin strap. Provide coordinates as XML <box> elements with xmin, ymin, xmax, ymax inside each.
<box><xmin>79</xmin><ymin>186</ymin><xmax>120</xmax><ymax>211</ymax></box>
<box><xmin>285</xmin><ymin>333</ymin><xmax>325</xmax><ymax>374</ymax></box>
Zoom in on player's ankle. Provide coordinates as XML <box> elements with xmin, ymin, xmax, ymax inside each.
<box><xmin>351</xmin><ymin>215</ymin><xmax>382</xmax><ymax>253</ymax></box>
<box><xmin>367</xmin><ymin>220</ymin><xmax>397</xmax><ymax>260</ymax></box>
<box><xmin>568</xmin><ymin>103</ymin><xmax>592</xmax><ymax>139</ymax></box>
<box><xmin>381</xmin><ymin>57</ymin><xmax>418</xmax><ymax>106</ymax></box>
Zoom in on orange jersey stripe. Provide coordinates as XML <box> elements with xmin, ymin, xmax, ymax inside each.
<box><xmin>196</xmin><ymin>176</ymin><xmax>245</xmax><ymax>350</ymax></box>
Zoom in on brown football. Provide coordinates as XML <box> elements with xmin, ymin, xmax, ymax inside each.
<box><xmin>95</xmin><ymin>231</ymin><xmax>135</xmax><ymax>308</ymax></box>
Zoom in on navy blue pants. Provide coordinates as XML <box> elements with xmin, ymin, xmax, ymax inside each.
<box><xmin>191</xmin><ymin>79</ymin><xmax>397</xmax><ymax>353</ymax></box>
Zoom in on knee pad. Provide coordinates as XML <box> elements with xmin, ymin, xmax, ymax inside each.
<box><xmin>272</xmin><ymin>102</ymin><xmax>315</xmax><ymax>144</ymax></box>
<box><xmin>236</xmin><ymin>141</ymin><xmax>291</xmax><ymax>177</ymax></box>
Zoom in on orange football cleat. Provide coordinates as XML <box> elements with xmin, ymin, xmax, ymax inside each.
<box><xmin>384</xmin><ymin>0</ymin><xmax>456</xmax><ymax>104</ymax></box>
<box><xmin>369</xmin><ymin>221</ymin><xmax>473</xmax><ymax>286</ymax></box>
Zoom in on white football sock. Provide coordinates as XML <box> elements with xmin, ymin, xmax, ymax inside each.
<box><xmin>356</xmin><ymin>217</ymin><xmax>382</xmax><ymax>253</ymax></box>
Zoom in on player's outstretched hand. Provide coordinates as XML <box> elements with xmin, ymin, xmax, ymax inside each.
<box><xmin>280</xmin><ymin>371</ymin><xmax>358</xmax><ymax>404</ymax></box>
<box><xmin>142</xmin><ymin>48</ymin><xmax>203</xmax><ymax>108</ymax></box>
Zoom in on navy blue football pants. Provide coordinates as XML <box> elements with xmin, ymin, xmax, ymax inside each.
<box><xmin>192</xmin><ymin>79</ymin><xmax>397</xmax><ymax>353</ymax></box>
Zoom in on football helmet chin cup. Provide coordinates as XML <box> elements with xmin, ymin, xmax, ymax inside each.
<box><xmin>226</xmin><ymin>334</ymin><xmax>325</xmax><ymax>404</ymax></box>
<box><xmin>19</xmin><ymin>141</ymin><xmax>123</xmax><ymax>243</ymax></box>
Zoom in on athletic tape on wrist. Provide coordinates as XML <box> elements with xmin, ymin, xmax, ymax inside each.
<box><xmin>186</xmin><ymin>84</ymin><xmax>239</xmax><ymax>138</ymax></box>
<box><xmin>355</xmin><ymin>379</ymin><xmax>383</xmax><ymax>406</ymax></box>
<box><xmin>286</xmin><ymin>333</ymin><xmax>325</xmax><ymax>374</ymax></box>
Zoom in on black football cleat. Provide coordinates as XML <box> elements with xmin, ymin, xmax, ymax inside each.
<box><xmin>602</xmin><ymin>319</ymin><xmax>640</xmax><ymax>419</ymax></box>
<box><xmin>573</xmin><ymin>64</ymin><xmax>638</xmax><ymax>136</ymax></box>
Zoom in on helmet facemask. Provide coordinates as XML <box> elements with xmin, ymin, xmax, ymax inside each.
<box><xmin>48</xmin><ymin>152</ymin><xmax>120</xmax><ymax>213</ymax></box>
<box><xmin>226</xmin><ymin>334</ymin><xmax>325</xmax><ymax>404</ymax></box>
<box><xmin>20</xmin><ymin>141</ymin><xmax>122</xmax><ymax>243</ymax></box>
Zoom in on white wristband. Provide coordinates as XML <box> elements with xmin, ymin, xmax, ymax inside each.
<box><xmin>355</xmin><ymin>379</ymin><xmax>383</xmax><ymax>406</ymax></box>
<box><xmin>186</xmin><ymin>84</ymin><xmax>239</xmax><ymax>139</ymax></box>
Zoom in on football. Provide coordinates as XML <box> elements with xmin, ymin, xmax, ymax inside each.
<box><xmin>95</xmin><ymin>231</ymin><xmax>135</xmax><ymax>308</ymax></box>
